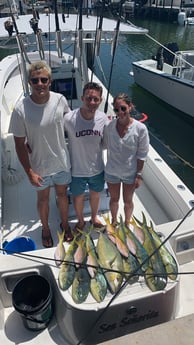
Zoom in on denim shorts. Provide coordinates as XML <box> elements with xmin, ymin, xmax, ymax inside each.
<box><xmin>35</xmin><ymin>171</ymin><xmax>71</xmax><ymax>191</ymax></box>
<box><xmin>70</xmin><ymin>172</ymin><xmax>104</xmax><ymax>196</ymax></box>
<box><xmin>105</xmin><ymin>172</ymin><xmax>135</xmax><ymax>185</ymax></box>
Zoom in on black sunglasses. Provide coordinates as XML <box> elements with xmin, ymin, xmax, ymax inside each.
<box><xmin>30</xmin><ymin>77</ymin><xmax>49</xmax><ymax>84</ymax></box>
<box><xmin>113</xmin><ymin>106</ymin><xmax>127</xmax><ymax>113</ymax></box>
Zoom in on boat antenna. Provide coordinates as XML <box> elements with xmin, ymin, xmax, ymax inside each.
<box><xmin>90</xmin><ymin>0</ymin><xmax>106</xmax><ymax>81</ymax></box>
<box><xmin>7</xmin><ymin>0</ymin><xmax>30</xmax><ymax>96</ymax></box>
<box><xmin>54</xmin><ymin>0</ymin><xmax>62</xmax><ymax>58</ymax></box>
<box><xmin>104</xmin><ymin>1</ymin><xmax>124</xmax><ymax>113</ymax></box>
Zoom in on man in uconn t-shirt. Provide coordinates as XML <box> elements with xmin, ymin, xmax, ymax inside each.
<box><xmin>64</xmin><ymin>82</ymin><xmax>109</xmax><ymax>233</ymax></box>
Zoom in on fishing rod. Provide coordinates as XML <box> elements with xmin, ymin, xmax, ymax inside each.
<box><xmin>77</xmin><ymin>0</ymin><xmax>83</xmax><ymax>58</ymax></box>
<box><xmin>54</xmin><ymin>0</ymin><xmax>62</xmax><ymax>58</ymax></box>
<box><xmin>7</xmin><ymin>0</ymin><xmax>30</xmax><ymax>96</ymax></box>
<box><xmin>95</xmin><ymin>0</ymin><xmax>105</xmax><ymax>57</ymax></box>
<box><xmin>104</xmin><ymin>1</ymin><xmax>125</xmax><ymax>114</ymax></box>
<box><xmin>77</xmin><ymin>0</ymin><xmax>89</xmax><ymax>83</ymax></box>
<box><xmin>90</xmin><ymin>0</ymin><xmax>106</xmax><ymax>81</ymax></box>
<box><xmin>29</xmin><ymin>4</ymin><xmax>45</xmax><ymax>60</ymax></box>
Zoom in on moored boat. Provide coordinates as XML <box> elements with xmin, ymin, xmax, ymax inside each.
<box><xmin>132</xmin><ymin>43</ymin><xmax>194</xmax><ymax>118</ymax></box>
<box><xmin>0</xmin><ymin>3</ymin><xmax>194</xmax><ymax>345</ymax></box>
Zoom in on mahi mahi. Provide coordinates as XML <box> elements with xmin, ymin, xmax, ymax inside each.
<box><xmin>134</xmin><ymin>213</ymin><xmax>167</xmax><ymax>291</ymax></box>
<box><xmin>72</xmin><ymin>265</ymin><xmax>90</xmax><ymax>304</ymax></box>
<box><xmin>97</xmin><ymin>232</ymin><xmax>123</xmax><ymax>294</ymax></box>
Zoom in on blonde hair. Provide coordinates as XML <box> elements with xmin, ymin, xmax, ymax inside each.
<box><xmin>28</xmin><ymin>61</ymin><xmax>51</xmax><ymax>80</ymax></box>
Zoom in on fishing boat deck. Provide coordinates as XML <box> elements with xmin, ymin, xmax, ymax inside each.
<box><xmin>1</xmin><ymin>156</ymin><xmax>169</xmax><ymax>250</ymax></box>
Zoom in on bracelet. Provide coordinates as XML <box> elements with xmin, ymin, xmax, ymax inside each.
<box><xmin>136</xmin><ymin>172</ymin><xmax>143</xmax><ymax>180</ymax></box>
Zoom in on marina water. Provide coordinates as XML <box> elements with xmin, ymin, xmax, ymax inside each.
<box><xmin>0</xmin><ymin>17</ymin><xmax>194</xmax><ymax>192</ymax></box>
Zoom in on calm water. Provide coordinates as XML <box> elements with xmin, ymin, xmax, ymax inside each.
<box><xmin>95</xmin><ymin>18</ymin><xmax>194</xmax><ymax>193</ymax></box>
<box><xmin>1</xmin><ymin>18</ymin><xmax>194</xmax><ymax>192</ymax></box>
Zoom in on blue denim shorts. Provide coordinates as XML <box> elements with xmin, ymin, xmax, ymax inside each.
<box><xmin>35</xmin><ymin>171</ymin><xmax>71</xmax><ymax>191</ymax></box>
<box><xmin>105</xmin><ymin>172</ymin><xmax>135</xmax><ymax>184</ymax></box>
<box><xmin>70</xmin><ymin>172</ymin><xmax>104</xmax><ymax>196</ymax></box>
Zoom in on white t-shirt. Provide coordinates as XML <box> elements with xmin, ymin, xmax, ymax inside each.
<box><xmin>104</xmin><ymin>118</ymin><xmax>149</xmax><ymax>179</ymax></box>
<box><xmin>64</xmin><ymin>108</ymin><xmax>109</xmax><ymax>177</ymax></box>
<box><xmin>9</xmin><ymin>91</ymin><xmax>71</xmax><ymax>177</ymax></box>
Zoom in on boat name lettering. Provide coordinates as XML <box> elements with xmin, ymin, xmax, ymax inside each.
<box><xmin>98</xmin><ymin>309</ymin><xmax>159</xmax><ymax>334</ymax></box>
<box><xmin>76</xmin><ymin>130</ymin><xmax>101</xmax><ymax>137</ymax></box>
<box><xmin>119</xmin><ymin>309</ymin><xmax>159</xmax><ymax>327</ymax></box>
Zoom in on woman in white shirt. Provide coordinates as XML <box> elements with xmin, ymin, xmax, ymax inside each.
<box><xmin>104</xmin><ymin>93</ymin><xmax>149</xmax><ymax>227</ymax></box>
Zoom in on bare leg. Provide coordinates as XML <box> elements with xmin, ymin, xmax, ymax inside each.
<box><xmin>107</xmin><ymin>182</ymin><xmax>121</xmax><ymax>225</ymax></box>
<box><xmin>123</xmin><ymin>183</ymin><xmax>135</xmax><ymax>225</ymax></box>
<box><xmin>37</xmin><ymin>187</ymin><xmax>53</xmax><ymax>247</ymax></box>
<box><xmin>73</xmin><ymin>194</ymin><xmax>85</xmax><ymax>228</ymax></box>
<box><xmin>55</xmin><ymin>184</ymin><xmax>69</xmax><ymax>230</ymax></box>
<box><xmin>37</xmin><ymin>187</ymin><xmax>50</xmax><ymax>231</ymax></box>
<box><xmin>89</xmin><ymin>190</ymin><xmax>101</xmax><ymax>224</ymax></box>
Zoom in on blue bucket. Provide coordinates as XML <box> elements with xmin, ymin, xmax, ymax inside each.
<box><xmin>3</xmin><ymin>237</ymin><xmax>36</xmax><ymax>254</ymax></box>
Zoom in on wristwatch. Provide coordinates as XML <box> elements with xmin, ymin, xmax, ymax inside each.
<box><xmin>136</xmin><ymin>172</ymin><xmax>143</xmax><ymax>180</ymax></box>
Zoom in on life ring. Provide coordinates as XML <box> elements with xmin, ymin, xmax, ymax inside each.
<box><xmin>131</xmin><ymin>110</ymin><xmax>148</xmax><ymax>123</ymax></box>
<box><xmin>139</xmin><ymin>112</ymin><xmax>148</xmax><ymax>123</ymax></box>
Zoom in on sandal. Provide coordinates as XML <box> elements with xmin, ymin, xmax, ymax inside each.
<box><xmin>89</xmin><ymin>219</ymin><xmax>105</xmax><ymax>229</ymax></box>
<box><xmin>42</xmin><ymin>229</ymin><xmax>53</xmax><ymax>248</ymax></box>
<box><xmin>60</xmin><ymin>223</ymin><xmax>74</xmax><ymax>242</ymax></box>
<box><xmin>73</xmin><ymin>222</ymin><xmax>86</xmax><ymax>235</ymax></box>
<box><xmin>112</xmin><ymin>221</ymin><xmax>119</xmax><ymax>228</ymax></box>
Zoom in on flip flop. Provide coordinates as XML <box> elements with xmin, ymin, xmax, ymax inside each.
<box><xmin>60</xmin><ymin>223</ymin><xmax>74</xmax><ymax>242</ymax></box>
<box><xmin>42</xmin><ymin>229</ymin><xmax>53</xmax><ymax>248</ymax></box>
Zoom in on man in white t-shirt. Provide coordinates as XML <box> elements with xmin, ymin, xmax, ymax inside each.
<box><xmin>9</xmin><ymin>61</ymin><xmax>72</xmax><ymax>247</ymax></box>
<box><xmin>64</xmin><ymin>82</ymin><xmax>109</xmax><ymax>233</ymax></box>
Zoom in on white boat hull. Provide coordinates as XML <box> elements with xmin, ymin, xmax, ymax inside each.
<box><xmin>132</xmin><ymin>59</ymin><xmax>194</xmax><ymax>118</ymax></box>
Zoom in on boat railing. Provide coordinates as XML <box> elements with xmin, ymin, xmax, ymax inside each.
<box><xmin>173</xmin><ymin>51</ymin><xmax>194</xmax><ymax>80</ymax></box>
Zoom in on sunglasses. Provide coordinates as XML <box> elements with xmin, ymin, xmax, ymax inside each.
<box><xmin>113</xmin><ymin>106</ymin><xmax>127</xmax><ymax>113</ymax></box>
<box><xmin>30</xmin><ymin>77</ymin><xmax>49</xmax><ymax>84</ymax></box>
